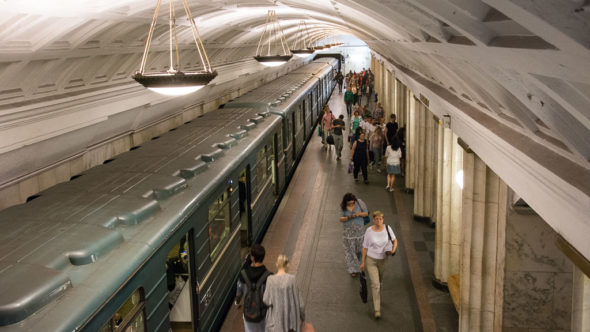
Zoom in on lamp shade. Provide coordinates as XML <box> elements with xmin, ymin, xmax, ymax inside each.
<box><xmin>290</xmin><ymin>49</ymin><xmax>315</xmax><ymax>57</ymax></box>
<box><xmin>254</xmin><ymin>55</ymin><xmax>293</xmax><ymax>67</ymax></box>
<box><xmin>133</xmin><ymin>71</ymin><xmax>217</xmax><ymax>95</ymax></box>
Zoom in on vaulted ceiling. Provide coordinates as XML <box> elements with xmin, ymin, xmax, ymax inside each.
<box><xmin>0</xmin><ymin>0</ymin><xmax>589</xmax><ymax>257</ymax></box>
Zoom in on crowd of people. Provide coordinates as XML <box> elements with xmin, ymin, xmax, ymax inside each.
<box><xmin>322</xmin><ymin>68</ymin><xmax>406</xmax><ymax>189</ymax></box>
<box><xmin>231</xmin><ymin>67</ymin><xmax>404</xmax><ymax>331</ymax></box>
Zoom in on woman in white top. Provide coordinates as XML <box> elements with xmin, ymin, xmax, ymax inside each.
<box><xmin>384</xmin><ymin>138</ymin><xmax>402</xmax><ymax>192</ymax></box>
<box><xmin>360</xmin><ymin>211</ymin><xmax>398</xmax><ymax>319</ymax></box>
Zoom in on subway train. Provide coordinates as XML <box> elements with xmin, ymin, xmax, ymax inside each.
<box><xmin>0</xmin><ymin>57</ymin><xmax>338</xmax><ymax>332</ymax></box>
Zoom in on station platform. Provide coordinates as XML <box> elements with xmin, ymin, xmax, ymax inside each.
<box><xmin>221</xmin><ymin>90</ymin><xmax>457</xmax><ymax>332</ymax></box>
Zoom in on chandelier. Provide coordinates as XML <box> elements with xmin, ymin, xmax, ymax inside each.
<box><xmin>290</xmin><ymin>21</ymin><xmax>314</xmax><ymax>58</ymax></box>
<box><xmin>254</xmin><ymin>10</ymin><xmax>293</xmax><ymax>67</ymax></box>
<box><xmin>133</xmin><ymin>0</ymin><xmax>217</xmax><ymax>96</ymax></box>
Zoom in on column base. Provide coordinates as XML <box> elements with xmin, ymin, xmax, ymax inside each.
<box><xmin>413</xmin><ymin>215</ymin><xmax>431</xmax><ymax>223</ymax></box>
<box><xmin>432</xmin><ymin>277</ymin><xmax>449</xmax><ymax>292</ymax></box>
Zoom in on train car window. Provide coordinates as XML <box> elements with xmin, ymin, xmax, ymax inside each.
<box><xmin>298</xmin><ymin>103</ymin><xmax>304</xmax><ymax>129</ymax></box>
<box><xmin>277</xmin><ymin>126</ymin><xmax>283</xmax><ymax>152</ymax></box>
<box><xmin>99</xmin><ymin>288</ymin><xmax>146</xmax><ymax>332</ymax></box>
<box><xmin>267</xmin><ymin>144</ymin><xmax>274</xmax><ymax>191</ymax></box>
<box><xmin>256</xmin><ymin>146</ymin><xmax>268</xmax><ymax>195</ymax></box>
<box><xmin>208</xmin><ymin>188</ymin><xmax>231</xmax><ymax>259</ymax></box>
<box><xmin>285</xmin><ymin>116</ymin><xmax>292</xmax><ymax>146</ymax></box>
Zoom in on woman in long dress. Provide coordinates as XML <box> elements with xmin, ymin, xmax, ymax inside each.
<box><xmin>339</xmin><ymin>193</ymin><xmax>368</xmax><ymax>277</ymax></box>
<box><xmin>263</xmin><ymin>255</ymin><xmax>305</xmax><ymax>332</ymax></box>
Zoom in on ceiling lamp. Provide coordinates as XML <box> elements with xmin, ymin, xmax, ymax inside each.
<box><xmin>254</xmin><ymin>10</ymin><xmax>292</xmax><ymax>67</ymax></box>
<box><xmin>133</xmin><ymin>0</ymin><xmax>217</xmax><ymax>96</ymax></box>
<box><xmin>290</xmin><ymin>21</ymin><xmax>314</xmax><ymax>58</ymax></box>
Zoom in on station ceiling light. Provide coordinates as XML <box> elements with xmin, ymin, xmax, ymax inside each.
<box><xmin>132</xmin><ymin>0</ymin><xmax>217</xmax><ymax>96</ymax></box>
<box><xmin>290</xmin><ymin>21</ymin><xmax>314</xmax><ymax>58</ymax></box>
<box><xmin>254</xmin><ymin>10</ymin><xmax>292</xmax><ymax>67</ymax></box>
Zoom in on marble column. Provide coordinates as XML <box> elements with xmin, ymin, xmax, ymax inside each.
<box><xmin>405</xmin><ymin>96</ymin><xmax>417</xmax><ymax>190</ymax></box>
<box><xmin>572</xmin><ymin>267</ymin><xmax>590</xmax><ymax>332</ymax></box>
<box><xmin>413</xmin><ymin>102</ymin><xmax>436</xmax><ymax>220</ymax></box>
<box><xmin>459</xmin><ymin>153</ymin><xmax>507</xmax><ymax>332</ymax></box>
<box><xmin>433</xmin><ymin>130</ymin><xmax>463</xmax><ymax>284</ymax></box>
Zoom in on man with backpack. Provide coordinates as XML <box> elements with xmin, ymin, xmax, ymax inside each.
<box><xmin>234</xmin><ymin>244</ymin><xmax>271</xmax><ymax>332</ymax></box>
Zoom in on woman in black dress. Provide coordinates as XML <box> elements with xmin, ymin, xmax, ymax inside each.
<box><xmin>350</xmin><ymin>131</ymin><xmax>370</xmax><ymax>184</ymax></box>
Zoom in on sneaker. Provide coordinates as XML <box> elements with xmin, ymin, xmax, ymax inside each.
<box><xmin>354</xmin><ymin>178</ymin><xmax>359</xmax><ymax>182</ymax></box>
<box><xmin>377</xmin><ymin>169</ymin><xmax>382</xmax><ymax>173</ymax></box>
<box><xmin>389</xmin><ymin>188</ymin><xmax>394</xmax><ymax>192</ymax></box>
<box><xmin>385</xmin><ymin>186</ymin><xmax>390</xmax><ymax>190</ymax></box>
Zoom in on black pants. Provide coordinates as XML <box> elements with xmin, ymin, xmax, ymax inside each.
<box><xmin>353</xmin><ymin>159</ymin><xmax>368</xmax><ymax>181</ymax></box>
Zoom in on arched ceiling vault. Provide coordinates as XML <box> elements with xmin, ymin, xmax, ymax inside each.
<box><xmin>0</xmin><ymin>0</ymin><xmax>589</xmax><ymax>257</ymax></box>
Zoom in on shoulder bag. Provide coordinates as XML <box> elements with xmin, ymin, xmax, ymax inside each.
<box><xmin>385</xmin><ymin>224</ymin><xmax>396</xmax><ymax>256</ymax></box>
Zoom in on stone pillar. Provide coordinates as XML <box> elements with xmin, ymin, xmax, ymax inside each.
<box><xmin>433</xmin><ymin>130</ymin><xmax>463</xmax><ymax>284</ymax></box>
<box><xmin>405</xmin><ymin>96</ymin><xmax>417</xmax><ymax>190</ymax></box>
<box><xmin>572</xmin><ymin>268</ymin><xmax>590</xmax><ymax>332</ymax></box>
<box><xmin>413</xmin><ymin>102</ymin><xmax>435</xmax><ymax>220</ymax></box>
<box><xmin>459</xmin><ymin>153</ymin><xmax>507</xmax><ymax>332</ymax></box>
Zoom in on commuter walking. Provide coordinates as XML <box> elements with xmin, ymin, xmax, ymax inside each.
<box><xmin>351</xmin><ymin>131</ymin><xmax>369</xmax><ymax>184</ymax></box>
<box><xmin>384</xmin><ymin>114</ymin><xmax>398</xmax><ymax>146</ymax></box>
<box><xmin>344</xmin><ymin>87</ymin><xmax>354</xmax><ymax>117</ymax></box>
<box><xmin>372</xmin><ymin>102</ymin><xmax>384</xmax><ymax>125</ymax></box>
<box><xmin>235</xmin><ymin>244</ymin><xmax>272</xmax><ymax>332</ymax></box>
<box><xmin>384</xmin><ymin>139</ymin><xmax>402</xmax><ymax>192</ymax></box>
<box><xmin>351</xmin><ymin>110</ymin><xmax>362</xmax><ymax>135</ymax></box>
<box><xmin>360</xmin><ymin>211</ymin><xmax>397</xmax><ymax>319</ymax></box>
<box><xmin>332</xmin><ymin>114</ymin><xmax>345</xmax><ymax>160</ymax></box>
<box><xmin>263</xmin><ymin>255</ymin><xmax>306</xmax><ymax>332</ymax></box>
<box><xmin>370</xmin><ymin>127</ymin><xmax>385</xmax><ymax>173</ymax></box>
<box><xmin>334</xmin><ymin>71</ymin><xmax>344</xmax><ymax>93</ymax></box>
<box><xmin>339</xmin><ymin>193</ymin><xmax>369</xmax><ymax>277</ymax></box>
<box><xmin>321</xmin><ymin>107</ymin><xmax>335</xmax><ymax>149</ymax></box>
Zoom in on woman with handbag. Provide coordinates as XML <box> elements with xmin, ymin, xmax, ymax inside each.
<box><xmin>339</xmin><ymin>193</ymin><xmax>369</xmax><ymax>278</ymax></box>
<box><xmin>360</xmin><ymin>211</ymin><xmax>397</xmax><ymax>319</ymax></box>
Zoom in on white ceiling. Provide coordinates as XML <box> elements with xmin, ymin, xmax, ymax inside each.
<box><xmin>0</xmin><ymin>0</ymin><xmax>589</xmax><ymax>256</ymax></box>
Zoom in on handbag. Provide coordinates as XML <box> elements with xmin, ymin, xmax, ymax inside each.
<box><xmin>326</xmin><ymin>134</ymin><xmax>335</xmax><ymax>145</ymax></box>
<box><xmin>357</xmin><ymin>199</ymin><xmax>370</xmax><ymax>225</ymax></box>
<box><xmin>385</xmin><ymin>224</ymin><xmax>396</xmax><ymax>256</ymax></box>
<box><xmin>359</xmin><ymin>272</ymin><xmax>368</xmax><ymax>303</ymax></box>
<box><xmin>348</xmin><ymin>161</ymin><xmax>354</xmax><ymax>174</ymax></box>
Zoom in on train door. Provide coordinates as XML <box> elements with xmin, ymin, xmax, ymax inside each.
<box><xmin>167</xmin><ymin>231</ymin><xmax>196</xmax><ymax>331</ymax></box>
<box><xmin>273</xmin><ymin>133</ymin><xmax>279</xmax><ymax>195</ymax></box>
<box><xmin>238</xmin><ymin>167</ymin><xmax>252</xmax><ymax>251</ymax></box>
<box><xmin>291</xmin><ymin>112</ymin><xmax>297</xmax><ymax>160</ymax></box>
<box><xmin>301</xmin><ymin>100</ymin><xmax>306</xmax><ymax>137</ymax></box>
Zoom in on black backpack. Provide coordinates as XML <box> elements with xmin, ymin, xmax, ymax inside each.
<box><xmin>241</xmin><ymin>269</ymin><xmax>271</xmax><ymax>322</ymax></box>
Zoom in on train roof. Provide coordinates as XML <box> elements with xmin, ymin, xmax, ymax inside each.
<box><xmin>0</xmin><ymin>105</ymin><xmax>282</xmax><ymax>330</ymax></box>
<box><xmin>225</xmin><ymin>59</ymin><xmax>336</xmax><ymax>112</ymax></box>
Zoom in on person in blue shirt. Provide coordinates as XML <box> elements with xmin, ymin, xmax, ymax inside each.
<box><xmin>339</xmin><ymin>193</ymin><xmax>369</xmax><ymax>277</ymax></box>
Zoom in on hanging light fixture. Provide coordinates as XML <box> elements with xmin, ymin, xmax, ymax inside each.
<box><xmin>132</xmin><ymin>0</ymin><xmax>217</xmax><ymax>96</ymax></box>
<box><xmin>254</xmin><ymin>10</ymin><xmax>292</xmax><ymax>67</ymax></box>
<box><xmin>290</xmin><ymin>21</ymin><xmax>314</xmax><ymax>58</ymax></box>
